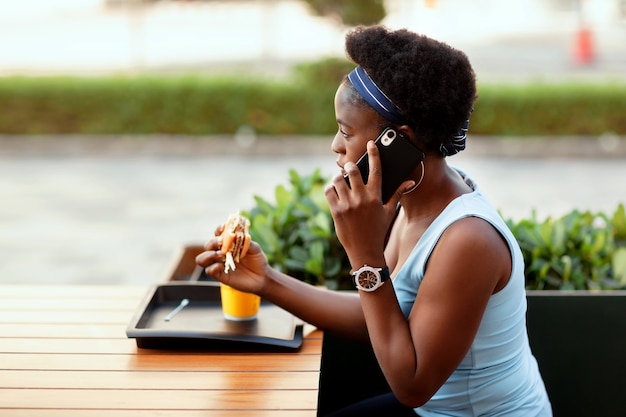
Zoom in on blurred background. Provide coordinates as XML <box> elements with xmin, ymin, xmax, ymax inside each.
<box><xmin>1</xmin><ymin>0</ymin><xmax>625</xmax><ymax>80</ymax></box>
<box><xmin>1</xmin><ymin>0</ymin><xmax>625</xmax><ymax>286</ymax></box>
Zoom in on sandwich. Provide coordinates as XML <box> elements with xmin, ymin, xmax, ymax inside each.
<box><xmin>220</xmin><ymin>212</ymin><xmax>251</xmax><ymax>273</ymax></box>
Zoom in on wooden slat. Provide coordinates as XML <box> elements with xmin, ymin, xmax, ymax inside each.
<box><xmin>0</xmin><ymin>338</ymin><xmax>138</xmax><ymax>354</ymax></box>
<box><xmin>0</xmin><ymin>311</ymin><xmax>134</xmax><ymax>324</ymax></box>
<box><xmin>0</xmin><ymin>297</ymin><xmax>140</xmax><ymax>311</ymax></box>
<box><xmin>0</xmin><ymin>285</ymin><xmax>147</xmax><ymax>299</ymax></box>
<box><xmin>0</xmin><ymin>411</ymin><xmax>315</xmax><ymax>417</ymax></box>
<box><xmin>1</xmin><ymin>353</ymin><xmax>321</xmax><ymax>371</ymax></box>
<box><xmin>0</xmin><ymin>337</ymin><xmax>322</xmax><ymax>355</ymax></box>
<box><xmin>0</xmin><ymin>370</ymin><xmax>319</xmax><ymax>390</ymax></box>
<box><xmin>0</xmin><ymin>323</ymin><xmax>125</xmax><ymax>338</ymax></box>
<box><xmin>0</xmin><ymin>388</ymin><xmax>318</xmax><ymax>410</ymax></box>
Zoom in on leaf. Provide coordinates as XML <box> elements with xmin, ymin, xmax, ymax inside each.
<box><xmin>302</xmin><ymin>241</ymin><xmax>324</xmax><ymax>277</ymax></box>
<box><xmin>288</xmin><ymin>246</ymin><xmax>309</xmax><ymax>262</ymax></box>
<box><xmin>312</xmin><ymin>211</ymin><xmax>332</xmax><ymax>235</ymax></box>
<box><xmin>613</xmin><ymin>247</ymin><xmax>626</xmax><ymax>286</ymax></box>
<box><xmin>612</xmin><ymin>203</ymin><xmax>626</xmax><ymax>242</ymax></box>
<box><xmin>551</xmin><ymin>220</ymin><xmax>567</xmax><ymax>255</ymax></box>
<box><xmin>251</xmin><ymin>196</ymin><xmax>275</xmax><ymax>215</ymax></box>
<box><xmin>539</xmin><ymin>218</ymin><xmax>554</xmax><ymax>249</ymax></box>
<box><xmin>560</xmin><ymin>255</ymin><xmax>572</xmax><ymax>282</ymax></box>
<box><xmin>275</xmin><ymin>185</ymin><xmax>292</xmax><ymax>210</ymax></box>
<box><xmin>324</xmin><ymin>258</ymin><xmax>342</xmax><ymax>278</ymax></box>
<box><xmin>284</xmin><ymin>257</ymin><xmax>307</xmax><ymax>272</ymax></box>
<box><xmin>249</xmin><ymin>215</ymin><xmax>279</xmax><ymax>253</ymax></box>
<box><xmin>312</xmin><ymin>187</ymin><xmax>328</xmax><ymax>209</ymax></box>
<box><xmin>590</xmin><ymin>230</ymin><xmax>607</xmax><ymax>258</ymax></box>
<box><xmin>288</xmin><ymin>169</ymin><xmax>302</xmax><ymax>191</ymax></box>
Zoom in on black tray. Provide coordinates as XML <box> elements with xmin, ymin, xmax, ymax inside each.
<box><xmin>126</xmin><ymin>282</ymin><xmax>303</xmax><ymax>350</ymax></box>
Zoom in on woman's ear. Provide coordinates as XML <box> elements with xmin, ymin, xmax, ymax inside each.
<box><xmin>397</xmin><ymin>124</ymin><xmax>434</xmax><ymax>157</ymax></box>
<box><xmin>397</xmin><ymin>125</ymin><xmax>416</xmax><ymax>142</ymax></box>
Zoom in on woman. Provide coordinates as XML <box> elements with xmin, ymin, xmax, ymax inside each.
<box><xmin>196</xmin><ymin>25</ymin><xmax>552</xmax><ymax>416</ymax></box>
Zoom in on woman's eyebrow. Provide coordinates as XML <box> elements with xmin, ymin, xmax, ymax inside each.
<box><xmin>336</xmin><ymin>118</ymin><xmax>352</xmax><ymax>129</ymax></box>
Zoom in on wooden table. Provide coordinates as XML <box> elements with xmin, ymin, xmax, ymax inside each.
<box><xmin>0</xmin><ymin>285</ymin><xmax>323</xmax><ymax>417</ymax></box>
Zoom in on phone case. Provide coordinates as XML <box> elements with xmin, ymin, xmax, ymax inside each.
<box><xmin>348</xmin><ymin>128</ymin><xmax>424</xmax><ymax>203</ymax></box>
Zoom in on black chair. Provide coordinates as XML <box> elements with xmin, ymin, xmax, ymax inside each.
<box><xmin>317</xmin><ymin>292</ymin><xmax>626</xmax><ymax>417</ymax></box>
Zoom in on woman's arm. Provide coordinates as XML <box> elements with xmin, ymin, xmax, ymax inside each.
<box><xmin>360</xmin><ymin>218</ymin><xmax>511</xmax><ymax>407</ymax></box>
<box><xmin>195</xmin><ymin>236</ymin><xmax>369</xmax><ymax>341</ymax></box>
<box><xmin>262</xmin><ymin>267</ymin><xmax>369</xmax><ymax>340</ymax></box>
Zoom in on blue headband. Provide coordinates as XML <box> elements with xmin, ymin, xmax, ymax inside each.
<box><xmin>347</xmin><ymin>66</ymin><xmax>409</xmax><ymax>125</ymax></box>
<box><xmin>348</xmin><ymin>66</ymin><xmax>472</xmax><ymax>157</ymax></box>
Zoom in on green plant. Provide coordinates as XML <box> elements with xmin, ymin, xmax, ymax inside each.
<box><xmin>245</xmin><ymin>170</ymin><xmax>626</xmax><ymax>292</ymax></box>
<box><xmin>243</xmin><ymin>169</ymin><xmax>350</xmax><ymax>288</ymax></box>
<box><xmin>506</xmin><ymin>204</ymin><xmax>626</xmax><ymax>290</ymax></box>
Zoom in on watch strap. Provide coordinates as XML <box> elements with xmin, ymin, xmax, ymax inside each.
<box><xmin>379</xmin><ymin>266</ymin><xmax>391</xmax><ymax>282</ymax></box>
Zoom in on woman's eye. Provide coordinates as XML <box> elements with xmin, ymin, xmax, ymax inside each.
<box><xmin>339</xmin><ymin>128</ymin><xmax>349</xmax><ymax>138</ymax></box>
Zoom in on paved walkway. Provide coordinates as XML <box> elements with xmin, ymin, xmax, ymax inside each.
<box><xmin>1</xmin><ymin>136</ymin><xmax>625</xmax><ymax>285</ymax></box>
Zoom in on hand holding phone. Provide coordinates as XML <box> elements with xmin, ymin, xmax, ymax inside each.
<box><xmin>344</xmin><ymin>127</ymin><xmax>424</xmax><ymax>203</ymax></box>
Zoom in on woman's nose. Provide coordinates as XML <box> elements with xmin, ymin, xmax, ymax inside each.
<box><xmin>330</xmin><ymin>132</ymin><xmax>345</xmax><ymax>154</ymax></box>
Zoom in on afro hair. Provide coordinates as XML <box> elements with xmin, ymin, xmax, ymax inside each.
<box><xmin>345</xmin><ymin>25</ymin><xmax>477</xmax><ymax>154</ymax></box>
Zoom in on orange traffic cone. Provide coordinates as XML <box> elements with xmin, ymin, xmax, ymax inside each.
<box><xmin>573</xmin><ymin>26</ymin><xmax>594</xmax><ymax>65</ymax></box>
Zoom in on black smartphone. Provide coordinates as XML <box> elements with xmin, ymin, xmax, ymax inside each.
<box><xmin>345</xmin><ymin>127</ymin><xmax>425</xmax><ymax>203</ymax></box>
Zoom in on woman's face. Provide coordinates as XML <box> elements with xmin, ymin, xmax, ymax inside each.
<box><xmin>331</xmin><ymin>82</ymin><xmax>385</xmax><ymax>175</ymax></box>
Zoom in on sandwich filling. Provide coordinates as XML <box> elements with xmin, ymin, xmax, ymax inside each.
<box><xmin>222</xmin><ymin>213</ymin><xmax>251</xmax><ymax>273</ymax></box>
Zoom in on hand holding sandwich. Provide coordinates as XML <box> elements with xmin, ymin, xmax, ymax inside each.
<box><xmin>195</xmin><ymin>213</ymin><xmax>270</xmax><ymax>295</ymax></box>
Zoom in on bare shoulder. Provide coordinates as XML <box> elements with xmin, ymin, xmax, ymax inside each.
<box><xmin>439</xmin><ymin>215</ymin><xmax>509</xmax><ymax>252</ymax></box>
<box><xmin>427</xmin><ymin>216</ymin><xmax>512</xmax><ymax>293</ymax></box>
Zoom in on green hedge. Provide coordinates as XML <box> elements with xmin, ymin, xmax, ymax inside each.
<box><xmin>1</xmin><ymin>64</ymin><xmax>625</xmax><ymax>135</ymax></box>
<box><xmin>0</xmin><ymin>76</ymin><xmax>336</xmax><ymax>135</ymax></box>
<box><xmin>471</xmin><ymin>83</ymin><xmax>626</xmax><ymax>135</ymax></box>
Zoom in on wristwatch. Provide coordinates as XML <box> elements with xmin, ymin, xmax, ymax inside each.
<box><xmin>352</xmin><ymin>265</ymin><xmax>391</xmax><ymax>292</ymax></box>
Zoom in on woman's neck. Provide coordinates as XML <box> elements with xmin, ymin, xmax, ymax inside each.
<box><xmin>399</xmin><ymin>158</ymin><xmax>472</xmax><ymax>222</ymax></box>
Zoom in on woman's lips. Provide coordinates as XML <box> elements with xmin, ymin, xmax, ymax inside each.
<box><xmin>337</xmin><ymin>162</ymin><xmax>347</xmax><ymax>177</ymax></box>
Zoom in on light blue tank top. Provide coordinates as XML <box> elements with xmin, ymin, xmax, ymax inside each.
<box><xmin>393</xmin><ymin>170</ymin><xmax>552</xmax><ymax>417</ymax></box>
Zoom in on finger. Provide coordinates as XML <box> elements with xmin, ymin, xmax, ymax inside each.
<box><xmin>331</xmin><ymin>171</ymin><xmax>355</xmax><ymax>201</ymax></box>
<box><xmin>206</xmin><ymin>264</ymin><xmax>229</xmax><ymax>283</ymax></box>
<box><xmin>343</xmin><ymin>160</ymin><xmax>363</xmax><ymax>189</ymax></box>
<box><xmin>195</xmin><ymin>252</ymin><xmax>225</xmax><ymax>282</ymax></box>
<box><xmin>195</xmin><ymin>249</ymin><xmax>224</xmax><ymax>267</ymax></box>
<box><xmin>365</xmin><ymin>140</ymin><xmax>383</xmax><ymax>192</ymax></box>
<box><xmin>203</xmin><ymin>236</ymin><xmax>223</xmax><ymax>250</ymax></box>
<box><xmin>214</xmin><ymin>223</ymin><xmax>225</xmax><ymax>236</ymax></box>
<box><xmin>324</xmin><ymin>182</ymin><xmax>339</xmax><ymax>204</ymax></box>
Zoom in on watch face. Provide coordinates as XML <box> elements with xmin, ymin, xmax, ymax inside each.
<box><xmin>357</xmin><ymin>269</ymin><xmax>380</xmax><ymax>290</ymax></box>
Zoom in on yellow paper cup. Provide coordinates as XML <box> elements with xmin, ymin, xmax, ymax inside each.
<box><xmin>220</xmin><ymin>284</ymin><xmax>261</xmax><ymax>321</ymax></box>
